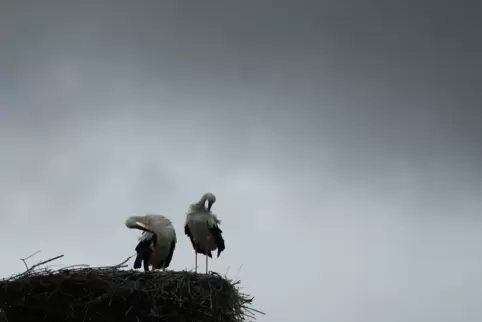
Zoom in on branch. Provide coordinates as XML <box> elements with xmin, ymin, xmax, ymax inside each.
<box><xmin>245</xmin><ymin>307</ymin><xmax>266</xmax><ymax>315</ymax></box>
<box><xmin>235</xmin><ymin>264</ymin><xmax>243</xmax><ymax>280</ymax></box>
<box><xmin>58</xmin><ymin>264</ymin><xmax>91</xmax><ymax>271</ymax></box>
<box><xmin>95</xmin><ymin>255</ymin><xmax>135</xmax><ymax>270</ymax></box>
<box><xmin>25</xmin><ymin>255</ymin><xmax>64</xmax><ymax>274</ymax></box>
<box><xmin>20</xmin><ymin>250</ymin><xmax>41</xmax><ymax>270</ymax></box>
<box><xmin>113</xmin><ymin>255</ymin><xmax>134</xmax><ymax>268</ymax></box>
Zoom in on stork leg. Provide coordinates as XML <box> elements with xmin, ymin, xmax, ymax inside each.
<box><xmin>195</xmin><ymin>246</ymin><xmax>198</xmax><ymax>273</ymax></box>
<box><xmin>205</xmin><ymin>255</ymin><xmax>208</xmax><ymax>274</ymax></box>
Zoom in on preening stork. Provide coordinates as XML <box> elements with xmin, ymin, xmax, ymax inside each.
<box><xmin>184</xmin><ymin>192</ymin><xmax>226</xmax><ymax>273</ymax></box>
<box><xmin>125</xmin><ymin>214</ymin><xmax>177</xmax><ymax>272</ymax></box>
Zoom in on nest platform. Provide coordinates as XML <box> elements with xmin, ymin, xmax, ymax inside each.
<box><xmin>0</xmin><ymin>265</ymin><xmax>257</xmax><ymax>322</ymax></box>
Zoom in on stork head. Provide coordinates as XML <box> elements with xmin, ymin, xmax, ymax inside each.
<box><xmin>125</xmin><ymin>217</ymin><xmax>154</xmax><ymax>234</ymax></box>
<box><xmin>202</xmin><ymin>192</ymin><xmax>216</xmax><ymax>211</ymax></box>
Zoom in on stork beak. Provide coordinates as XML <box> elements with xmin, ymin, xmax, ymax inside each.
<box><xmin>135</xmin><ymin>223</ymin><xmax>153</xmax><ymax>234</ymax></box>
<box><xmin>207</xmin><ymin>201</ymin><xmax>213</xmax><ymax>211</ymax></box>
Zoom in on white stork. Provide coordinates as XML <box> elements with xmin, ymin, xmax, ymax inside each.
<box><xmin>184</xmin><ymin>192</ymin><xmax>226</xmax><ymax>273</ymax></box>
<box><xmin>125</xmin><ymin>214</ymin><xmax>177</xmax><ymax>272</ymax></box>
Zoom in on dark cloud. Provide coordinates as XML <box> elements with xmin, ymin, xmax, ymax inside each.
<box><xmin>1</xmin><ymin>1</ymin><xmax>481</xmax><ymax>321</ymax></box>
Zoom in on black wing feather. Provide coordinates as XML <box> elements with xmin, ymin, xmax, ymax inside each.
<box><xmin>163</xmin><ymin>239</ymin><xmax>177</xmax><ymax>268</ymax></box>
<box><xmin>184</xmin><ymin>224</ymin><xmax>211</xmax><ymax>257</ymax></box>
<box><xmin>134</xmin><ymin>233</ymin><xmax>157</xmax><ymax>272</ymax></box>
<box><xmin>210</xmin><ymin>223</ymin><xmax>225</xmax><ymax>258</ymax></box>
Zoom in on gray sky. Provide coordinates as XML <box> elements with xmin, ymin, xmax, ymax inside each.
<box><xmin>1</xmin><ymin>1</ymin><xmax>481</xmax><ymax>321</ymax></box>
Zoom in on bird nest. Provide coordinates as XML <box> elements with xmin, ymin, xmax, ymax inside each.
<box><xmin>0</xmin><ymin>255</ymin><xmax>262</xmax><ymax>322</ymax></box>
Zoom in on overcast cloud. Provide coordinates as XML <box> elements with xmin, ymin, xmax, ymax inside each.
<box><xmin>1</xmin><ymin>1</ymin><xmax>481</xmax><ymax>321</ymax></box>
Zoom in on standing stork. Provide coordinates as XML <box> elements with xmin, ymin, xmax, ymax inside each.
<box><xmin>184</xmin><ymin>192</ymin><xmax>225</xmax><ymax>273</ymax></box>
<box><xmin>125</xmin><ymin>214</ymin><xmax>177</xmax><ymax>272</ymax></box>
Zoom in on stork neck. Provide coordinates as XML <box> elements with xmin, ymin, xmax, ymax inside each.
<box><xmin>196</xmin><ymin>195</ymin><xmax>206</xmax><ymax>207</ymax></box>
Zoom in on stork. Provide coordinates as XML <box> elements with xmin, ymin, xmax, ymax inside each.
<box><xmin>125</xmin><ymin>214</ymin><xmax>177</xmax><ymax>272</ymax></box>
<box><xmin>184</xmin><ymin>192</ymin><xmax>225</xmax><ymax>274</ymax></box>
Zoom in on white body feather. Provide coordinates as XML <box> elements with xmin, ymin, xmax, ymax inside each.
<box><xmin>125</xmin><ymin>214</ymin><xmax>177</xmax><ymax>268</ymax></box>
<box><xmin>185</xmin><ymin>204</ymin><xmax>222</xmax><ymax>252</ymax></box>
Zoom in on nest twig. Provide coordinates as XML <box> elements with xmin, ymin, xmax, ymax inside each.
<box><xmin>0</xmin><ymin>254</ymin><xmax>263</xmax><ymax>322</ymax></box>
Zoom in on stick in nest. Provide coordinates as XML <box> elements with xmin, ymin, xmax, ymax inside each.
<box><xmin>20</xmin><ymin>250</ymin><xmax>41</xmax><ymax>270</ymax></box>
<box><xmin>1</xmin><ymin>259</ymin><xmax>266</xmax><ymax>322</ymax></box>
<box><xmin>22</xmin><ymin>255</ymin><xmax>65</xmax><ymax>275</ymax></box>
